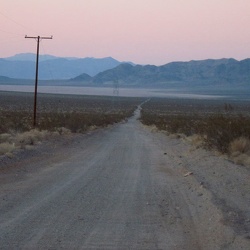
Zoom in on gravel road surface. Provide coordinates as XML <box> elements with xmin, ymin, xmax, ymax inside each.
<box><xmin>0</xmin><ymin>107</ymin><xmax>249</xmax><ymax>249</ymax></box>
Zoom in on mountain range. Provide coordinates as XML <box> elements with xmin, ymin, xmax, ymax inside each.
<box><xmin>0</xmin><ymin>54</ymin><xmax>250</xmax><ymax>87</ymax></box>
<box><xmin>72</xmin><ymin>58</ymin><xmax>250</xmax><ymax>87</ymax></box>
<box><xmin>0</xmin><ymin>53</ymin><xmax>126</xmax><ymax>80</ymax></box>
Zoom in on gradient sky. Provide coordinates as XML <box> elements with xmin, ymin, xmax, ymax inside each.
<box><xmin>0</xmin><ymin>0</ymin><xmax>250</xmax><ymax>65</ymax></box>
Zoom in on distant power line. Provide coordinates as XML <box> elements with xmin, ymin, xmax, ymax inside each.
<box><xmin>0</xmin><ymin>10</ymin><xmax>35</xmax><ymax>34</ymax></box>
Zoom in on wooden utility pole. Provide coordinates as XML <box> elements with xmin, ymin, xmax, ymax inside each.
<box><xmin>25</xmin><ymin>35</ymin><xmax>53</xmax><ymax>127</ymax></box>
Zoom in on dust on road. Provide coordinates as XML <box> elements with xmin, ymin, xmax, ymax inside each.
<box><xmin>0</xmin><ymin>108</ymin><xmax>249</xmax><ymax>249</ymax></box>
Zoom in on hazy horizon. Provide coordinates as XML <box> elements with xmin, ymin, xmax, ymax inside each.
<box><xmin>2</xmin><ymin>52</ymin><xmax>249</xmax><ymax>66</ymax></box>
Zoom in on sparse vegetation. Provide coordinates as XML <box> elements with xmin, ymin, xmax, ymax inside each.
<box><xmin>0</xmin><ymin>129</ymin><xmax>52</xmax><ymax>155</ymax></box>
<box><xmin>2</xmin><ymin>91</ymin><xmax>250</xmax><ymax>167</ymax></box>
<box><xmin>0</xmin><ymin>92</ymin><xmax>144</xmax><ymax>133</ymax></box>
<box><xmin>0</xmin><ymin>91</ymin><xmax>144</xmax><ymax>155</ymax></box>
<box><xmin>141</xmin><ymin>98</ymin><xmax>250</xmax><ymax>166</ymax></box>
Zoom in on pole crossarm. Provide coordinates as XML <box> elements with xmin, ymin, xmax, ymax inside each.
<box><xmin>25</xmin><ymin>35</ymin><xmax>53</xmax><ymax>127</ymax></box>
<box><xmin>25</xmin><ymin>35</ymin><xmax>53</xmax><ymax>40</ymax></box>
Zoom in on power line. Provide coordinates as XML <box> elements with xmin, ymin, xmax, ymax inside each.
<box><xmin>25</xmin><ymin>35</ymin><xmax>53</xmax><ymax>127</ymax></box>
<box><xmin>0</xmin><ymin>10</ymin><xmax>35</xmax><ymax>33</ymax></box>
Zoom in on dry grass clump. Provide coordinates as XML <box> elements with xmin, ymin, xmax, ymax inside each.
<box><xmin>0</xmin><ymin>129</ymin><xmax>53</xmax><ymax>155</ymax></box>
<box><xmin>186</xmin><ymin>134</ymin><xmax>206</xmax><ymax>149</ymax></box>
<box><xmin>230</xmin><ymin>153</ymin><xmax>250</xmax><ymax>167</ymax></box>
<box><xmin>229</xmin><ymin>137</ymin><xmax>250</xmax><ymax>155</ymax></box>
<box><xmin>229</xmin><ymin>137</ymin><xmax>250</xmax><ymax>166</ymax></box>
<box><xmin>15</xmin><ymin>129</ymin><xmax>50</xmax><ymax>147</ymax></box>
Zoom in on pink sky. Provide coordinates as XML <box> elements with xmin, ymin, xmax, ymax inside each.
<box><xmin>0</xmin><ymin>0</ymin><xmax>250</xmax><ymax>65</ymax></box>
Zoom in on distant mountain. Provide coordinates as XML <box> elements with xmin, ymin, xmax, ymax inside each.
<box><xmin>5</xmin><ymin>53</ymin><xmax>61</xmax><ymax>62</ymax></box>
<box><xmin>1</xmin><ymin>55</ymin><xmax>250</xmax><ymax>87</ymax></box>
<box><xmin>72</xmin><ymin>58</ymin><xmax>250</xmax><ymax>87</ymax></box>
<box><xmin>71</xmin><ymin>73</ymin><xmax>92</xmax><ymax>82</ymax></box>
<box><xmin>0</xmin><ymin>53</ymin><xmax>127</xmax><ymax>80</ymax></box>
<box><xmin>0</xmin><ymin>75</ymin><xmax>12</xmax><ymax>81</ymax></box>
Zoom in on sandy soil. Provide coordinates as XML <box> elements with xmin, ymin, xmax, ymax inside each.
<box><xmin>0</xmin><ymin>108</ymin><xmax>249</xmax><ymax>249</ymax></box>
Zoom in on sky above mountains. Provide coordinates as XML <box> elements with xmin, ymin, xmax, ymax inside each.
<box><xmin>0</xmin><ymin>0</ymin><xmax>250</xmax><ymax>65</ymax></box>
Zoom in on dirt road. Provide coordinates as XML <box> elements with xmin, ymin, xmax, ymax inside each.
<box><xmin>0</xmin><ymin>108</ymin><xmax>249</xmax><ymax>249</ymax></box>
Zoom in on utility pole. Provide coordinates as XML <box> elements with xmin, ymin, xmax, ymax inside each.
<box><xmin>25</xmin><ymin>35</ymin><xmax>53</xmax><ymax>127</ymax></box>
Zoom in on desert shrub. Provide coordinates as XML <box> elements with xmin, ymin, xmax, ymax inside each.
<box><xmin>0</xmin><ymin>111</ymin><xmax>33</xmax><ymax>133</ymax></box>
<box><xmin>141</xmin><ymin>112</ymin><xmax>250</xmax><ymax>153</ymax></box>
<box><xmin>36</xmin><ymin>111</ymin><xmax>132</xmax><ymax>133</ymax></box>
<box><xmin>229</xmin><ymin>137</ymin><xmax>250</xmax><ymax>166</ymax></box>
<box><xmin>15</xmin><ymin>129</ymin><xmax>49</xmax><ymax>146</ymax></box>
<box><xmin>0</xmin><ymin>110</ymin><xmax>134</xmax><ymax>134</ymax></box>
<box><xmin>0</xmin><ymin>129</ymin><xmax>53</xmax><ymax>155</ymax></box>
<box><xmin>201</xmin><ymin>115</ymin><xmax>250</xmax><ymax>153</ymax></box>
